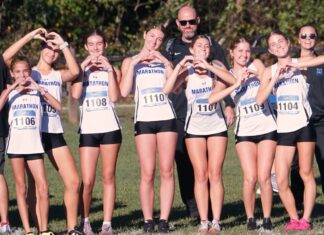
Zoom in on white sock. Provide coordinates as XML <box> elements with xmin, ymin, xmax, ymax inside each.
<box><xmin>103</xmin><ymin>221</ymin><xmax>111</xmax><ymax>226</ymax></box>
<box><xmin>83</xmin><ymin>217</ymin><xmax>90</xmax><ymax>223</ymax></box>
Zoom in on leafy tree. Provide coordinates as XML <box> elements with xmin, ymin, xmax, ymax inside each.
<box><xmin>0</xmin><ymin>0</ymin><xmax>323</xmax><ymax>60</ymax></box>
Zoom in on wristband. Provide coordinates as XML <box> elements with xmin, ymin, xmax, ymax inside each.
<box><xmin>59</xmin><ymin>41</ymin><xmax>69</xmax><ymax>50</ymax></box>
<box><xmin>40</xmin><ymin>88</ymin><xmax>48</xmax><ymax>96</ymax></box>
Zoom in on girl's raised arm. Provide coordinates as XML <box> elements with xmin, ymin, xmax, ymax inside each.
<box><xmin>256</xmin><ymin>66</ymin><xmax>280</xmax><ymax>105</ymax></box>
<box><xmin>289</xmin><ymin>55</ymin><xmax>324</xmax><ymax>68</ymax></box>
<box><xmin>46</xmin><ymin>32</ymin><xmax>80</xmax><ymax>82</ymax></box>
<box><xmin>198</xmin><ymin>59</ymin><xmax>236</xmax><ymax>85</ymax></box>
<box><xmin>0</xmin><ymin>81</ymin><xmax>20</xmax><ymax>110</ymax></box>
<box><xmin>3</xmin><ymin>28</ymin><xmax>47</xmax><ymax>66</ymax></box>
<box><xmin>27</xmin><ymin>77</ymin><xmax>62</xmax><ymax>112</ymax></box>
<box><xmin>163</xmin><ymin>55</ymin><xmax>192</xmax><ymax>95</ymax></box>
<box><xmin>98</xmin><ymin>55</ymin><xmax>120</xmax><ymax>102</ymax></box>
<box><xmin>252</xmin><ymin>59</ymin><xmax>265</xmax><ymax>79</ymax></box>
<box><xmin>209</xmin><ymin>71</ymin><xmax>246</xmax><ymax>104</ymax></box>
<box><xmin>120</xmin><ymin>57</ymin><xmax>134</xmax><ymax>97</ymax></box>
<box><xmin>70</xmin><ymin>73</ymin><xmax>83</xmax><ymax>100</ymax></box>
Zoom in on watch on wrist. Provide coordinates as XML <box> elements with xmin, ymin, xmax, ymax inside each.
<box><xmin>59</xmin><ymin>41</ymin><xmax>69</xmax><ymax>50</ymax></box>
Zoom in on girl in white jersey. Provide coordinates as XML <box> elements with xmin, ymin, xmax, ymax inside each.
<box><xmin>256</xmin><ymin>31</ymin><xmax>316</xmax><ymax>232</ymax></box>
<box><xmin>287</xmin><ymin>25</ymin><xmax>324</xmax><ymax>208</ymax></box>
<box><xmin>120</xmin><ymin>25</ymin><xmax>177</xmax><ymax>233</ymax></box>
<box><xmin>71</xmin><ymin>30</ymin><xmax>121</xmax><ymax>235</ymax></box>
<box><xmin>3</xmin><ymin>28</ymin><xmax>81</xmax><ymax>234</ymax></box>
<box><xmin>164</xmin><ymin>35</ymin><xmax>235</xmax><ymax>233</ymax></box>
<box><xmin>208</xmin><ymin>37</ymin><xmax>277</xmax><ymax>231</ymax></box>
<box><xmin>0</xmin><ymin>57</ymin><xmax>61</xmax><ymax>235</ymax></box>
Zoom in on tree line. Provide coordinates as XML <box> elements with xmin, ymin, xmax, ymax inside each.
<box><xmin>0</xmin><ymin>0</ymin><xmax>323</xmax><ymax>62</ymax></box>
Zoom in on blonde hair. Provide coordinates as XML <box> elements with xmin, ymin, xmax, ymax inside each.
<box><xmin>145</xmin><ymin>25</ymin><xmax>166</xmax><ymax>35</ymax></box>
<box><xmin>229</xmin><ymin>37</ymin><xmax>250</xmax><ymax>50</ymax></box>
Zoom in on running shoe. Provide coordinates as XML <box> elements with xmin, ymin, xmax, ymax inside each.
<box><xmin>0</xmin><ymin>222</ymin><xmax>11</xmax><ymax>234</ymax></box>
<box><xmin>67</xmin><ymin>226</ymin><xmax>85</xmax><ymax>235</ymax></box>
<box><xmin>143</xmin><ymin>220</ymin><xmax>154</xmax><ymax>233</ymax></box>
<box><xmin>261</xmin><ymin>217</ymin><xmax>272</xmax><ymax>230</ymax></box>
<box><xmin>298</xmin><ymin>218</ymin><xmax>312</xmax><ymax>231</ymax></box>
<box><xmin>157</xmin><ymin>219</ymin><xmax>170</xmax><ymax>233</ymax></box>
<box><xmin>208</xmin><ymin>219</ymin><xmax>221</xmax><ymax>232</ymax></box>
<box><xmin>284</xmin><ymin>219</ymin><xmax>300</xmax><ymax>231</ymax></box>
<box><xmin>247</xmin><ymin>217</ymin><xmax>257</xmax><ymax>230</ymax></box>
<box><xmin>99</xmin><ymin>224</ymin><xmax>114</xmax><ymax>235</ymax></box>
<box><xmin>81</xmin><ymin>221</ymin><xmax>94</xmax><ymax>235</ymax></box>
<box><xmin>198</xmin><ymin>220</ymin><xmax>209</xmax><ymax>234</ymax></box>
<box><xmin>25</xmin><ymin>232</ymin><xmax>37</xmax><ymax>235</ymax></box>
<box><xmin>39</xmin><ymin>230</ymin><xmax>56</xmax><ymax>235</ymax></box>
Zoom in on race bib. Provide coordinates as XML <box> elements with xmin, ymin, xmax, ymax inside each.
<box><xmin>42</xmin><ymin>102</ymin><xmax>57</xmax><ymax>117</ymax></box>
<box><xmin>195</xmin><ymin>98</ymin><xmax>217</xmax><ymax>116</ymax></box>
<box><xmin>84</xmin><ymin>91</ymin><xmax>109</xmax><ymax>112</ymax></box>
<box><xmin>240</xmin><ymin>98</ymin><xmax>264</xmax><ymax>117</ymax></box>
<box><xmin>277</xmin><ymin>95</ymin><xmax>299</xmax><ymax>115</ymax></box>
<box><xmin>140</xmin><ymin>87</ymin><xmax>167</xmax><ymax>107</ymax></box>
<box><xmin>12</xmin><ymin>110</ymin><xmax>37</xmax><ymax>130</ymax></box>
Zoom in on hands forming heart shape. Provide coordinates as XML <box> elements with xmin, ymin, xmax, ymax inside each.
<box><xmin>138</xmin><ymin>50</ymin><xmax>157</xmax><ymax>61</ymax></box>
<box><xmin>134</xmin><ymin>49</ymin><xmax>166</xmax><ymax>63</ymax></box>
<box><xmin>83</xmin><ymin>55</ymin><xmax>112</xmax><ymax>72</ymax></box>
<box><xmin>10</xmin><ymin>77</ymin><xmax>42</xmax><ymax>94</ymax></box>
<box><xmin>30</xmin><ymin>28</ymin><xmax>65</xmax><ymax>47</ymax></box>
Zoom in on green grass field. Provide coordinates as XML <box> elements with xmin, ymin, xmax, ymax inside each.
<box><xmin>3</xmin><ymin>104</ymin><xmax>324</xmax><ymax>234</ymax></box>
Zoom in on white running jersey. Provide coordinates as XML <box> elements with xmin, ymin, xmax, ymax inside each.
<box><xmin>133</xmin><ymin>63</ymin><xmax>176</xmax><ymax>122</ymax></box>
<box><xmin>32</xmin><ymin>67</ymin><xmax>63</xmax><ymax>133</ymax></box>
<box><xmin>185</xmin><ymin>67</ymin><xmax>227</xmax><ymax>135</ymax></box>
<box><xmin>271</xmin><ymin>60</ymin><xmax>312</xmax><ymax>133</ymax></box>
<box><xmin>79</xmin><ymin>68</ymin><xmax>121</xmax><ymax>134</ymax></box>
<box><xmin>231</xmin><ymin>63</ymin><xmax>277</xmax><ymax>136</ymax></box>
<box><xmin>6</xmin><ymin>90</ymin><xmax>44</xmax><ymax>154</ymax></box>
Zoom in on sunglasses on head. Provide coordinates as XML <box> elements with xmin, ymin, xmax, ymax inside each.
<box><xmin>179</xmin><ymin>19</ymin><xmax>197</xmax><ymax>26</ymax></box>
<box><xmin>300</xmin><ymin>33</ymin><xmax>317</xmax><ymax>40</ymax></box>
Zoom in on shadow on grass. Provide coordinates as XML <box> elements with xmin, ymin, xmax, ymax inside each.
<box><xmin>87</xmin><ymin>205</ymin><xmax>189</xmax><ymax>232</ymax></box>
<box><xmin>8</xmin><ymin>196</ymin><xmax>67</xmax><ymax>230</ymax></box>
<box><xmin>8</xmin><ymin>199</ymin><xmax>20</xmax><ymax>227</ymax></box>
<box><xmin>8</xmin><ymin>190</ymin><xmax>324</xmax><ymax>232</ymax></box>
<box><xmin>8</xmin><ymin>196</ymin><xmax>128</xmax><ymax>230</ymax></box>
<box><xmin>315</xmin><ymin>176</ymin><xmax>323</xmax><ymax>191</ymax></box>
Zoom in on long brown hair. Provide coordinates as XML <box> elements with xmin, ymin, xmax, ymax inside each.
<box><xmin>266</xmin><ymin>30</ymin><xmax>289</xmax><ymax>47</ymax></box>
<box><xmin>10</xmin><ymin>56</ymin><xmax>31</xmax><ymax>72</ymax></box>
<box><xmin>229</xmin><ymin>37</ymin><xmax>250</xmax><ymax>50</ymax></box>
<box><xmin>145</xmin><ymin>24</ymin><xmax>166</xmax><ymax>35</ymax></box>
<box><xmin>84</xmin><ymin>29</ymin><xmax>107</xmax><ymax>45</ymax></box>
<box><xmin>228</xmin><ymin>37</ymin><xmax>251</xmax><ymax>67</ymax></box>
<box><xmin>190</xmin><ymin>34</ymin><xmax>210</xmax><ymax>48</ymax></box>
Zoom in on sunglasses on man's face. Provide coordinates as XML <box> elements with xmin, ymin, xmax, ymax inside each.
<box><xmin>178</xmin><ymin>19</ymin><xmax>197</xmax><ymax>26</ymax></box>
<box><xmin>300</xmin><ymin>33</ymin><xmax>317</xmax><ymax>40</ymax></box>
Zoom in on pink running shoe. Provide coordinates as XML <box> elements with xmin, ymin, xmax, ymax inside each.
<box><xmin>284</xmin><ymin>219</ymin><xmax>300</xmax><ymax>231</ymax></box>
<box><xmin>298</xmin><ymin>218</ymin><xmax>312</xmax><ymax>231</ymax></box>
